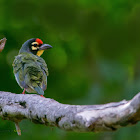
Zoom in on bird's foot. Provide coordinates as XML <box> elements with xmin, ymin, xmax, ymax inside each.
<box><xmin>40</xmin><ymin>95</ymin><xmax>45</xmax><ymax>98</ymax></box>
<box><xmin>22</xmin><ymin>89</ymin><xmax>26</xmax><ymax>94</ymax></box>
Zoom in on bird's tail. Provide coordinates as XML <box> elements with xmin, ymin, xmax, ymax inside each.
<box><xmin>34</xmin><ymin>86</ymin><xmax>44</xmax><ymax>95</ymax></box>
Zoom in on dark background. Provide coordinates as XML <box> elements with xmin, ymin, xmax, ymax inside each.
<box><xmin>1</xmin><ymin>0</ymin><xmax>140</xmax><ymax>139</ymax></box>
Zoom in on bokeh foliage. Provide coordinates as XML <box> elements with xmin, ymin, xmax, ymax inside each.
<box><xmin>0</xmin><ymin>0</ymin><xmax>140</xmax><ymax>139</ymax></box>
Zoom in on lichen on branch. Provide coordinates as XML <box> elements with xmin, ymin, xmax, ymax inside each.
<box><xmin>0</xmin><ymin>91</ymin><xmax>140</xmax><ymax>135</ymax></box>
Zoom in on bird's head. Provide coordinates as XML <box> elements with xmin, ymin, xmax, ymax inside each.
<box><xmin>19</xmin><ymin>38</ymin><xmax>52</xmax><ymax>56</ymax></box>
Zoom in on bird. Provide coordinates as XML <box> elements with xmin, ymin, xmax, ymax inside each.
<box><xmin>12</xmin><ymin>38</ymin><xmax>52</xmax><ymax>97</ymax></box>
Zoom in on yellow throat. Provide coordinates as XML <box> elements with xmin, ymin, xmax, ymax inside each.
<box><xmin>37</xmin><ymin>50</ymin><xmax>44</xmax><ymax>56</ymax></box>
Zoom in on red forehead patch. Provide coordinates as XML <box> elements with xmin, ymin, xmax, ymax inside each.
<box><xmin>36</xmin><ymin>38</ymin><xmax>43</xmax><ymax>44</ymax></box>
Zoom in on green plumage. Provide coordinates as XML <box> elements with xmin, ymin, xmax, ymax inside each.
<box><xmin>13</xmin><ymin>52</ymin><xmax>48</xmax><ymax>95</ymax></box>
<box><xmin>13</xmin><ymin>38</ymin><xmax>52</xmax><ymax>96</ymax></box>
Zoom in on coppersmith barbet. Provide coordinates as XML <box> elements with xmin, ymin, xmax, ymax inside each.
<box><xmin>12</xmin><ymin>38</ymin><xmax>52</xmax><ymax>97</ymax></box>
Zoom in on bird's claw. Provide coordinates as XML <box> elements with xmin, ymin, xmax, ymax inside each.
<box><xmin>40</xmin><ymin>95</ymin><xmax>45</xmax><ymax>98</ymax></box>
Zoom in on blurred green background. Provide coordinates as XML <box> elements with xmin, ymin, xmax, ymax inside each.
<box><xmin>1</xmin><ymin>0</ymin><xmax>140</xmax><ymax>139</ymax></box>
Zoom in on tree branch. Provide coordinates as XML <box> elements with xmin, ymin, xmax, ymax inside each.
<box><xmin>0</xmin><ymin>38</ymin><xmax>7</xmax><ymax>52</ymax></box>
<box><xmin>0</xmin><ymin>91</ymin><xmax>140</xmax><ymax>135</ymax></box>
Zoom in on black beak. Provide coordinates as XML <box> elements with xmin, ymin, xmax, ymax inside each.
<box><xmin>39</xmin><ymin>44</ymin><xmax>53</xmax><ymax>50</ymax></box>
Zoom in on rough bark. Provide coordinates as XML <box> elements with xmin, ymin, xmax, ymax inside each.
<box><xmin>0</xmin><ymin>91</ymin><xmax>140</xmax><ymax>135</ymax></box>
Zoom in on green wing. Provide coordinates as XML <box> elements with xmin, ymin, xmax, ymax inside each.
<box><xmin>13</xmin><ymin>53</ymin><xmax>48</xmax><ymax>94</ymax></box>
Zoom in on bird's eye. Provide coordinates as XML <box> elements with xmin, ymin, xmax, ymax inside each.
<box><xmin>34</xmin><ymin>44</ymin><xmax>37</xmax><ymax>47</ymax></box>
<box><xmin>31</xmin><ymin>42</ymin><xmax>39</xmax><ymax>47</ymax></box>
